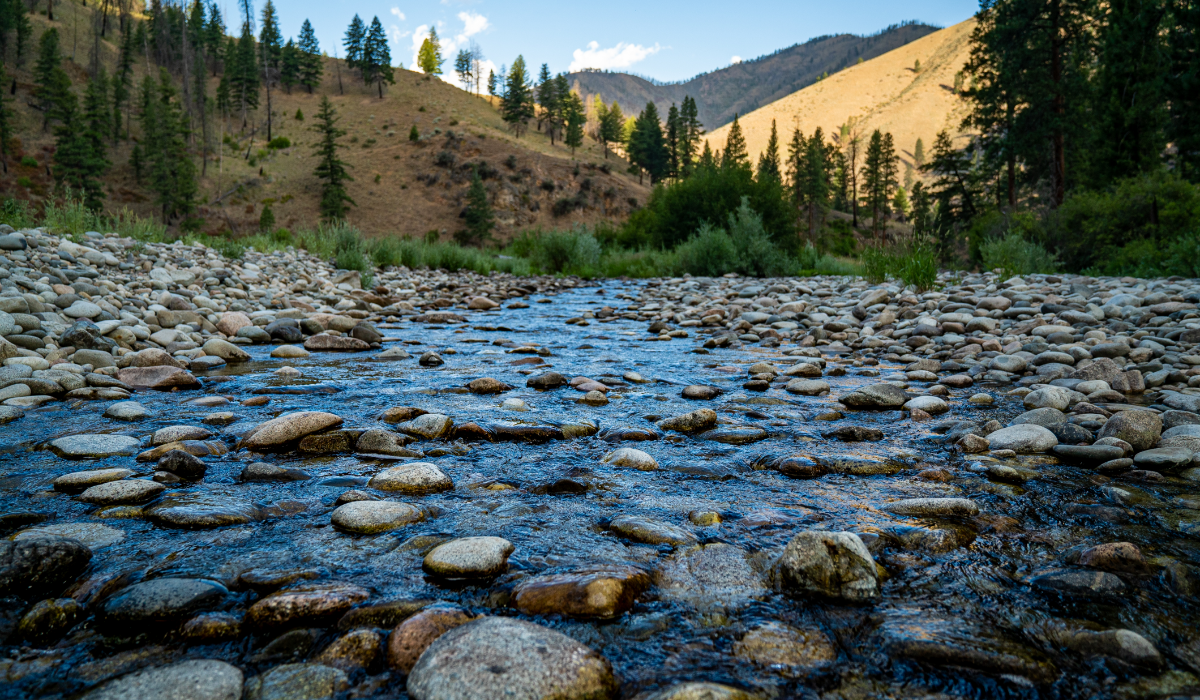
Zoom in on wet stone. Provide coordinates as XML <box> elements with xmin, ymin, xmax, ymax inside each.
<box><xmin>884</xmin><ymin>498</ymin><xmax>980</xmax><ymax>518</ymax></box>
<box><xmin>609</xmin><ymin>516</ymin><xmax>699</xmax><ymax>547</ymax></box>
<box><xmin>47</xmin><ymin>434</ymin><xmax>140</xmax><ymax>459</ymax></box>
<box><xmin>1030</xmin><ymin>569</ymin><xmax>1127</xmax><ymax>597</ymax></box>
<box><xmin>157</xmin><ymin>450</ymin><xmax>207</xmax><ymax>480</ymax></box>
<box><xmin>602</xmin><ymin>447</ymin><xmax>658</xmax><ymax>470</ymax></box>
<box><xmin>368</xmin><ymin>462</ymin><xmax>453</xmax><ymax>493</ymax></box>
<box><xmin>682</xmin><ymin>384</ymin><xmax>722</xmax><ymax>400</ymax></box>
<box><xmin>247</xmin><ymin>582</ymin><xmax>371</xmax><ymax>629</ymax></box>
<box><xmin>100</xmin><ymin>578</ymin><xmax>228</xmax><ymax>629</ymax></box>
<box><xmin>0</xmin><ymin>536</ymin><xmax>92</xmax><ymax>598</ymax></box>
<box><xmin>655</xmin><ymin>543</ymin><xmax>766</xmax><ymax>612</ymax></box>
<box><xmin>314</xmin><ymin>627</ymin><xmax>383</xmax><ymax>672</ymax></box>
<box><xmin>241</xmin><ymin>462</ymin><xmax>311</xmax><ymax>482</ymax></box>
<box><xmin>82</xmin><ymin>660</ymin><xmax>244</xmax><ymax>700</ymax></box>
<box><xmin>240</xmin><ymin>411</ymin><xmax>344</xmax><ymax>451</ymax></box>
<box><xmin>733</xmin><ymin>622</ymin><xmax>837</xmax><ymax>674</ymax></box>
<box><xmin>53</xmin><ymin>468</ymin><xmax>134</xmax><ymax>493</ymax></box>
<box><xmin>407</xmin><ymin>617</ymin><xmax>617</xmax><ymax>700</ymax></box>
<box><xmin>331</xmin><ymin>501</ymin><xmax>427</xmax><ymax>535</ymax></box>
<box><xmin>245</xmin><ymin>663</ymin><xmax>349</xmax><ymax>700</ymax></box>
<box><xmin>512</xmin><ymin>565</ymin><xmax>651</xmax><ymax>619</ymax></box>
<box><xmin>144</xmin><ymin>495</ymin><xmax>263</xmax><ymax>529</ymax></box>
<box><xmin>423</xmin><ymin>536</ymin><xmax>515</xmax><ymax>578</ymax></box>
<box><xmin>78</xmin><ymin>479</ymin><xmax>165</xmax><ymax>506</ymax></box>
<box><xmin>387</xmin><ymin>606</ymin><xmax>476</xmax><ymax>673</ymax></box>
<box><xmin>776</xmin><ymin>531</ymin><xmax>879</xmax><ymax>603</ymax></box>
<box><xmin>16</xmin><ymin>597</ymin><xmax>81</xmax><ymax>646</ymax></box>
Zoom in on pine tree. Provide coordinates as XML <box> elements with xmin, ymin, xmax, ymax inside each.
<box><xmin>362</xmin><ymin>17</ymin><xmax>394</xmax><ymax>99</ymax></box>
<box><xmin>910</xmin><ymin>180</ymin><xmax>933</xmax><ymax>240</ymax></box>
<box><xmin>801</xmin><ymin>128</ymin><xmax>830</xmax><ymax>238</ymax></box>
<box><xmin>487</xmin><ymin>70</ymin><xmax>496</xmax><ymax>96</ymax></box>
<box><xmin>1167</xmin><ymin>0</ymin><xmax>1198</xmax><ymax>181</ymax></box>
<box><xmin>281</xmin><ymin>39</ymin><xmax>300</xmax><ymax>93</ymax></box>
<box><xmin>112</xmin><ymin>24</ymin><xmax>135</xmax><ymax>142</ymax></box>
<box><xmin>598</xmin><ymin>101</ymin><xmax>624</xmax><ymax>158</ymax></box>
<box><xmin>205</xmin><ymin>3</ymin><xmax>225</xmax><ymax>75</ymax></box>
<box><xmin>0</xmin><ymin>63</ymin><xmax>11</xmax><ymax>173</ymax></box>
<box><xmin>344</xmin><ymin>15</ymin><xmax>366</xmax><ymax>73</ymax></box>
<box><xmin>913</xmin><ymin>137</ymin><xmax>925</xmax><ymax>167</ymax></box>
<box><xmin>665</xmin><ymin>103</ymin><xmax>680</xmax><ymax>179</ymax></box>
<box><xmin>546</xmin><ymin>73</ymin><xmax>570</xmax><ymax>145</ymax></box>
<box><xmin>893</xmin><ymin>186</ymin><xmax>910</xmax><ymax>217</ymax></box>
<box><xmin>564</xmin><ymin>91</ymin><xmax>586</xmax><ymax>156</ymax></box>
<box><xmin>860</xmin><ymin>129</ymin><xmax>889</xmax><ymax>238</ymax></box>
<box><xmin>535</xmin><ymin>63</ymin><xmax>553</xmax><ymax>131</ymax></box>
<box><xmin>786</xmin><ymin>127</ymin><xmax>807</xmax><ymax>206</ymax></box>
<box><xmin>455</xmin><ymin>49</ymin><xmax>474</xmax><ymax>92</ymax></box>
<box><xmin>259</xmin><ymin>202</ymin><xmax>275</xmax><ymax>231</ymax></box>
<box><xmin>34</xmin><ymin>28</ymin><xmax>72</xmax><ymax>131</ymax></box>
<box><xmin>417</xmin><ymin>27</ymin><xmax>444</xmax><ymax>76</ymax></box>
<box><xmin>297</xmin><ymin>19</ymin><xmax>323</xmax><ymax>93</ymax></box>
<box><xmin>678</xmin><ymin>96</ymin><xmax>702</xmax><ymax>176</ymax></box>
<box><xmin>756</xmin><ymin>119</ymin><xmax>782</xmax><ymax>184</ymax></box>
<box><xmin>698</xmin><ymin>141</ymin><xmax>717</xmax><ymax>171</ymax></box>
<box><xmin>55</xmin><ymin>70</ymin><xmax>112</xmax><ymax>211</ymax></box>
<box><xmin>628</xmin><ymin>102</ymin><xmax>669</xmax><ymax>183</ymax></box>
<box><xmin>501</xmin><ymin>56</ymin><xmax>534</xmax><ymax>137</ymax></box>
<box><xmin>0</xmin><ymin>0</ymin><xmax>32</xmax><ymax>65</ymax></box>
<box><xmin>259</xmin><ymin>0</ymin><xmax>282</xmax><ymax>140</ymax></box>
<box><xmin>216</xmin><ymin>36</ymin><xmax>237</xmax><ymax>116</ymax></box>
<box><xmin>921</xmin><ymin>129</ymin><xmax>981</xmax><ymax>224</ymax></box>
<box><xmin>311</xmin><ymin>96</ymin><xmax>354</xmax><ymax>221</ymax></box>
<box><xmin>458</xmin><ymin>169</ymin><xmax>494</xmax><ymax>246</ymax></box>
<box><xmin>231</xmin><ymin>18</ymin><xmax>260</xmax><ymax>126</ymax></box>
<box><xmin>142</xmin><ymin>71</ymin><xmax>198</xmax><ymax>224</ymax></box>
<box><xmin>721</xmin><ymin>115</ymin><xmax>750</xmax><ymax>172</ymax></box>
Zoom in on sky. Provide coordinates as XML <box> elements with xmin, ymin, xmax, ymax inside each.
<box><xmin>253</xmin><ymin>0</ymin><xmax>979</xmax><ymax>89</ymax></box>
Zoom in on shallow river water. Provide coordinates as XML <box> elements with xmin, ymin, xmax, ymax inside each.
<box><xmin>4</xmin><ymin>280</ymin><xmax>1200</xmax><ymax>700</ymax></box>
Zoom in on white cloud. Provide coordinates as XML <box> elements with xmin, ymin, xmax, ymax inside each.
<box><xmin>390</xmin><ymin>7</ymin><xmax>405</xmax><ymax>21</ymax></box>
<box><xmin>410</xmin><ymin>23</ymin><xmax>430</xmax><ymax>68</ymax></box>
<box><xmin>457</xmin><ymin>11</ymin><xmax>489</xmax><ymax>38</ymax></box>
<box><xmin>731</xmin><ymin>56</ymin><xmax>742</xmax><ymax>64</ymax></box>
<box><xmin>569</xmin><ymin>41</ymin><xmax>662</xmax><ymax>72</ymax></box>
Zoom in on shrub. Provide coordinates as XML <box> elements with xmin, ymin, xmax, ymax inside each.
<box><xmin>267</xmin><ymin>136</ymin><xmax>291</xmax><ymax>150</ymax></box>
<box><xmin>980</xmin><ymin>232</ymin><xmax>1060</xmax><ymax>278</ymax></box>
<box><xmin>19</xmin><ymin>156</ymin><xmax>37</xmax><ymax>168</ymax></box>
<box><xmin>42</xmin><ymin>189</ymin><xmax>108</xmax><ymax>235</ymax></box>
<box><xmin>0</xmin><ymin>198</ymin><xmax>35</xmax><ymax>229</ymax></box>
<box><xmin>294</xmin><ymin>109</ymin><xmax>304</xmax><ymax>121</ymax></box>
<box><xmin>504</xmin><ymin>154</ymin><xmax>517</xmax><ymax>170</ymax></box>
<box><xmin>259</xmin><ymin>204</ymin><xmax>276</xmax><ymax>232</ymax></box>
<box><xmin>409</xmin><ymin>125</ymin><xmax>420</xmax><ymax>141</ymax></box>
<box><xmin>676</xmin><ymin>222</ymin><xmax>737</xmax><ymax>277</ymax></box>
<box><xmin>861</xmin><ymin>247</ymin><xmax>889</xmax><ymax>284</ymax></box>
<box><xmin>726</xmin><ymin>198</ymin><xmax>793</xmax><ymax>277</ymax></box>
<box><xmin>520</xmin><ymin>227</ymin><xmax>602</xmax><ymax>275</ymax></box>
<box><xmin>796</xmin><ymin>244</ymin><xmax>860</xmax><ymax>276</ymax></box>
<box><xmin>860</xmin><ymin>244</ymin><xmax>939</xmax><ymax>290</ymax></box>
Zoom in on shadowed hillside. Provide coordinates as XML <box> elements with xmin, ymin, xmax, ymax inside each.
<box><xmin>705</xmin><ymin>19</ymin><xmax>976</xmax><ymax>179</ymax></box>
<box><xmin>569</xmin><ymin>22</ymin><xmax>940</xmax><ymax>131</ymax></box>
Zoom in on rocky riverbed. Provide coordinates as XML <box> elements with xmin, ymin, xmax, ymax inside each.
<box><xmin>1</xmin><ymin>224</ymin><xmax>1199</xmax><ymax>700</ymax></box>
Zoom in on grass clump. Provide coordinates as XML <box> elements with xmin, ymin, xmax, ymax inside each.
<box><xmin>860</xmin><ymin>244</ymin><xmax>938</xmax><ymax>291</ymax></box>
<box><xmin>980</xmin><ymin>232</ymin><xmax>1060</xmax><ymax>278</ymax></box>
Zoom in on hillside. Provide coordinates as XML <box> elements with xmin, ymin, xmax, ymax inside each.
<box><xmin>705</xmin><ymin>19</ymin><xmax>976</xmax><ymax>178</ymax></box>
<box><xmin>1</xmin><ymin>2</ymin><xmax>648</xmax><ymax>242</ymax></box>
<box><xmin>568</xmin><ymin>22</ymin><xmax>940</xmax><ymax>131</ymax></box>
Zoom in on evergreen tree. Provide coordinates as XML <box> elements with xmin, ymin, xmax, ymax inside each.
<box><xmin>546</xmin><ymin>73</ymin><xmax>570</xmax><ymax>145</ymax></box>
<box><xmin>59</xmin><ymin>70</ymin><xmax>112</xmax><ymax>210</ymax></box>
<box><xmin>800</xmin><ymin>128</ymin><xmax>831</xmax><ymax>237</ymax></box>
<box><xmin>231</xmin><ymin>18</ymin><xmax>260</xmax><ymax>126</ymax></box>
<box><xmin>501</xmin><ymin>56</ymin><xmax>534</xmax><ymax>137</ymax></box>
<box><xmin>860</xmin><ymin>129</ymin><xmax>899</xmax><ymax>238</ymax></box>
<box><xmin>281</xmin><ymin>39</ymin><xmax>300</xmax><ymax>94</ymax></box>
<box><xmin>259</xmin><ymin>0</ymin><xmax>283</xmax><ymax>139</ymax></box>
<box><xmin>921</xmin><ymin>130</ymin><xmax>981</xmax><ymax>224</ymax></box>
<box><xmin>455</xmin><ymin>49</ymin><xmax>474</xmax><ymax>92</ymax></box>
<box><xmin>665</xmin><ymin>103</ymin><xmax>680</xmax><ymax>179</ymax></box>
<box><xmin>362</xmin><ymin>17</ymin><xmax>394</xmax><ymax>99</ymax></box>
<box><xmin>698</xmin><ymin>141</ymin><xmax>717</xmax><ymax>171</ymax></box>
<box><xmin>913</xmin><ymin>137</ymin><xmax>925</xmax><ymax>166</ymax></box>
<box><xmin>112</xmin><ymin>24</ymin><xmax>135</xmax><ymax>142</ymax></box>
<box><xmin>1089</xmin><ymin>0</ymin><xmax>1169</xmax><ymax>186</ymax></box>
<box><xmin>1166</xmin><ymin>0</ymin><xmax>1198</xmax><ymax>181</ymax></box>
<box><xmin>0</xmin><ymin>64</ymin><xmax>11</xmax><ymax>173</ymax></box>
<box><xmin>141</xmin><ymin>71</ymin><xmax>198</xmax><ymax>224</ymax></box>
<box><xmin>786</xmin><ymin>127</ymin><xmax>807</xmax><ymax>206</ymax></box>
<box><xmin>721</xmin><ymin>115</ymin><xmax>750</xmax><ymax>173</ymax></box>
<box><xmin>458</xmin><ymin>169</ymin><xmax>494</xmax><ymax>245</ymax></box>
<box><xmin>311</xmin><ymin>96</ymin><xmax>354</xmax><ymax>221</ymax></box>
<box><xmin>216</xmin><ymin>36</ymin><xmax>237</xmax><ymax>116</ymax></box>
<box><xmin>893</xmin><ymin>186</ymin><xmax>910</xmax><ymax>217</ymax></box>
<box><xmin>535</xmin><ymin>63</ymin><xmax>554</xmax><ymax>131</ymax></box>
<box><xmin>344</xmin><ymin>15</ymin><xmax>366</xmax><ymax>73</ymax></box>
<box><xmin>910</xmin><ymin>181</ymin><xmax>933</xmax><ymax>239</ymax></box>
<box><xmin>259</xmin><ymin>202</ymin><xmax>275</xmax><ymax>231</ymax></box>
<box><xmin>598</xmin><ymin>100</ymin><xmax>624</xmax><ymax>158</ymax></box>
<box><xmin>487</xmin><ymin>70</ymin><xmax>496</xmax><ymax>96</ymax></box>
<box><xmin>0</xmin><ymin>0</ymin><xmax>32</xmax><ymax>65</ymax></box>
<box><xmin>417</xmin><ymin>27</ymin><xmax>444</xmax><ymax>76</ymax></box>
<box><xmin>34</xmin><ymin>28</ymin><xmax>72</xmax><ymax>131</ymax></box>
<box><xmin>297</xmin><ymin>19</ymin><xmax>323</xmax><ymax>93</ymax></box>
<box><xmin>756</xmin><ymin>119</ymin><xmax>782</xmax><ymax>184</ymax></box>
<box><xmin>628</xmin><ymin>102</ymin><xmax>669</xmax><ymax>183</ymax></box>
<box><xmin>678</xmin><ymin>96</ymin><xmax>703</xmax><ymax>176</ymax></box>
<box><xmin>563</xmin><ymin>91</ymin><xmax>586</xmax><ymax>155</ymax></box>
<box><xmin>205</xmin><ymin>3</ymin><xmax>225</xmax><ymax>74</ymax></box>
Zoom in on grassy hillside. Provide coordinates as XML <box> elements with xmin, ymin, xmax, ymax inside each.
<box><xmin>569</xmin><ymin>22</ymin><xmax>940</xmax><ymax>132</ymax></box>
<box><xmin>1</xmin><ymin>2</ymin><xmax>648</xmax><ymax>242</ymax></box>
<box><xmin>704</xmin><ymin>19</ymin><xmax>976</xmax><ymax>178</ymax></box>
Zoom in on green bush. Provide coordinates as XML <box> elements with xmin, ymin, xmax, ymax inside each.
<box><xmin>19</xmin><ymin>156</ymin><xmax>37</xmax><ymax>168</ymax></box>
<box><xmin>42</xmin><ymin>189</ymin><xmax>109</xmax><ymax>235</ymax></box>
<box><xmin>726</xmin><ymin>199</ymin><xmax>793</xmax><ymax>277</ymax></box>
<box><xmin>676</xmin><ymin>223</ymin><xmax>736</xmax><ymax>277</ymax></box>
<box><xmin>16</xmin><ymin>177</ymin><xmax>32</xmax><ymax>188</ymax></box>
<box><xmin>519</xmin><ymin>227</ymin><xmax>602</xmax><ymax>275</ymax></box>
<box><xmin>980</xmin><ymin>232</ymin><xmax>1060</xmax><ymax>278</ymax></box>
<box><xmin>1090</xmin><ymin>231</ymin><xmax>1200</xmax><ymax>278</ymax></box>
<box><xmin>409</xmin><ymin>125</ymin><xmax>420</xmax><ymax>141</ymax></box>
<box><xmin>860</xmin><ymin>244</ymin><xmax>938</xmax><ymax>290</ymax></box>
<box><xmin>599</xmin><ymin>248</ymin><xmax>678</xmax><ymax>278</ymax></box>
<box><xmin>861</xmin><ymin>247</ymin><xmax>889</xmax><ymax>284</ymax></box>
<box><xmin>259</xmin><ymin>204</ymin><xmax>276</xmax><ymax>232</ymax></box>
<box><xmin>267</xmin><ymin>136</ymin><xmax>291</xmax><ymax>150</ymax></box>
<box><xmin>796</xmin><ymin>244</ymin><xmax>860</xmax><ymax>276</ymax></box>
<box><xmin>0</xmin><ymin>198</ymin><xmax>35</xmax><ymax>229</ymax></box>
<box><xmin>1043</xmin><ymin>172</ymin><xmax>1200</xmax><ymax>271</ymax></box>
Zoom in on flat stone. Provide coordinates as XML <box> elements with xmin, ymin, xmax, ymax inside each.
<box><xmin>657</xmin><ymin>408</ymin><xmax>717</xmax><ymax>433</ymax></box>
<box><xmin>512</xmin><ymin>565</ymin><xmax>650</xmax><ymax>619</ymax></box>
<box><xmin>397</xmin><ymin>413</ymin><xmax>454</xmax><ymax>440</ymax></box>
<box><xmin>144</xmin><ymin>495</ymin><xmax>263</xmax><ymax>529</ymax></box>
<box><xmin>0</xmin><ymin>536</ymin><xmax>92</xmax><ymax>598</ymax></box>
<box><xmin>47</xmin><ymin>434</ymin><xmax>140</xmax><ymax>459</ymax></box>
<box><xmin>904</xmin><ymin>396</ymin><xmax>949</xmax><ymax>414</ymax></box>
<box><xmin>1133</xmin><ymin>447</ymin><xmax>1193</xmax><ymax>472</ymax></box>
<box><xmin>884</xmin><ymin>498</ymin><xmax>980</xmax><ymax>517</ymax></box>
<box><xmin>608</xmin><ymin>516</ymin><xmax>698</xmax><ymax>546</ymax></box>
<box><xmin>775</xmin><ymin>530</ymin><xmax>879</xmax><ymax>603</ymax></box>
<box><xmin>785</xmin><ymin>379</ymin><xmax>830</xmax><ymax>395</ymax></box>
<box><xmin>467</xmin><ymin>377</ymin><xmax>512</xmax><ymax>394</ymax></box>
<box><xmin>880</xmin><ymin>615</ymin><xmax>1057</xmax><ymax>684</ymax></box>
<box><xmin>240</xmin><ymin>411</ymin><xmax>344</xmax><ymax>450</ymax></box>
<box><xmin>331</xmin><ymin>501</ymin><xmax>427</xmax><ymax>535</ymax></box>
<box><xmin>100</xmin><ymin>578</ymin><xmax>228</xmax><ymax>627</ymax></box>
<box><xmin>1011</xmin><ymin>407</ymin><xmax>1067</xmax><ymax>427</ymax></box>
<box><xmin>601</xmin><ymin>447</ymin><xmax>658</xmax><ymax>470</ymax></box>
<box><xmin>78</xmin><ymin>479</ymin><xmax>165</xmax><ymax>505</ymax></box>
<box><xmin>53</xmin><ymin>468</ymin><xmax>134</xmax><ymax>492</ymax></box>
<box><xmin>1078</xmin><ymin>542</ymin><xmax>1148</xmax><ymax>573</ymax></box>
<box><xmin>841</xmin><ymin>383</ymin><xmax>908</xmax><ymax>409</ymax></box>
<box><xmin>1051</xmin><ymin>444</ymin><xmax>1126</xmax><ymax>466</ymax></box>
<box><xmin>733</xmin><ymin>622</ymin><xmax>837</xmax><ymax>674</ymax></box>
<box><xmin>639</xmin><ymin>683</ymin><xmax>758</xmax><ymax>700</ymax></box>
<box><xmin>82</xmin><ymin>660</ymin><xmax>244</xmax><ymax>700</ymax></box>
<box><xmin>986</xmin><ymin>424</ymin><xmax>1059</xmax><ymax>453</ymax></box>
<box><xmin>356</xmin><ymin>429</ymin><xmax>421</xmax><ymax>457</ymax></box>
<box><xmin>247</xmin><ymin>582</ymin><xmax>371</xmax><ymax>629</ymax></box>
<box><xmin>655</xmin><ymin>543</ymin><xmax>766</xmax><ymax>612</ymax></box>
<box><xmin>15</xmin><ymin>523</ymin><xmax>125</xmax><ymax>549</ymax></box>
<box><xmin>407</xmin><ymin>617</ymin><xmax>617</xmax><ymax>700</ymax></box>
<box><xmin>117</xmin><ymin>366</ymin><xmax>201</xmax><ymax>390</ymax></box>
<box><xmin>304</xmin><ymin>335</ymin><xmax>371</xmax><ymax>352</ymax></box>
<box><xmin>1030</xmin><ymin>568</ymin><xmax>1126</xmax><ymax>597</ymax></box>
<box><xmin>245</xmin><ymin>663</ymin><xmax>348</xmax><ymax>700</ymax></box>
<box><xmin>201</xmin><ymin>338</ymin><xmax>250</xmax><ymax>362</ymax></box>
<box><xmin>153</xmin><ymin>425</ymin><xmax>214</xmax><ymax>445</ymax></box>
<box><xmin>368</xmin><ymin>462</ymin><xmax>453</xmax><ymax>494</ymax></box>
<box><xmin>271</xmin><ymin>345</ymin><xmax>310</xmax><ymax>358</ymax></box>
<box><xmin>104</xmin><ymin>401</ymin><xmax>149</xmax><ymax>420</ymax></box>
<box><xmin>423</xmin><ymin>537</ymin><xmax>514</xmax><ymax>578</ymax></box>
<box><xmin>682</xmin><ymin>384</ymin><xmax>722</xmax><ymax>400</ymax></box>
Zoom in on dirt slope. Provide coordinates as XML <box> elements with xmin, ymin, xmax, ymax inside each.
<box><xmin>704</xmin><ymin>19</ymin><xmax>976</xmax><ymax>174</ymax></box>
<box><xmin>1</xmin><ymin>2</ymin><xmax>647</xmax><ymax>242</ymax></box>
<box><xmin>569</xmin><ymin>23</ymin><xmax>939</xmax><ymax>131</ymax></box>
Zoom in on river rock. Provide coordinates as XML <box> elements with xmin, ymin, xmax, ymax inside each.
<box><xmin>407</xmin><ymin>617</ymin><xmax>617</xmax><ymax>700</ymax></box>
<box><xmin>986</xmin><ymin>424</ymin><xmax>1059</xmax><ymax>453</ymax></box>
<box><xmin>245</xmin><ymin>663</ymin><xmax>348</xmax><ymax>700</ymax></box>
<box><xmin>512</xmin><ymin>565</ymin><xmax>650</xmax><ymax>619</ymax></box>
<box><xmin>608</xmin><ymin>516</ymin><xmax>699</xmax><ymax>546</ymax></box>
<box><xmin>682</xmin><ymin>384</ymin><xmax>722</xmax><ymax>400</ymax></box>
<box><xmin>0</xmin><ymin>536</ymin><xmax>92</xmax><ymax>598</ymax></box>
<box><xmin>387</xmin><ymin>606</ymin><xmax>476</xmax><ymax>673</ymax></box>
<box><xmin>331</xmin><ymin>501</ymin><xmax>427</xmax><ymax>534</ymax></box>
<box><xmin>47</xmin><ymin>434</ymin><xmax>140</xmax><ymax>459</ymax></box>
<box><xmin>397</xmin><ymin>413</ymin><xmax>454</xmax><ymax>440</ymax></box>
<box><xmin>247</xmin><ymin>582</ymin><xmax>371</xmax><ymax>628</ymax></box>
<box><xmin>368</xmin><ymin>462</ymin><xmax>453</xmax><ymax>493</ymax></box>
<box><xmin>733</xmin><ymin>622</ymin><xmax>837</xmax><ymax>674</ymax></box>
<box><xmin>104</xmin><ymin>401</ymin><xmax>149</xmax><ymax>420</ymax></box>
<box><xmin>601</xmin><ymin>447</ymin><xmax>658</xmax><ymax>470</ymax></box>
<box><xmin>423</xmin><ymin>536</ymin><xmax>514</xmax><ymax>578</ymax></box>
<box><xmin>117</xmin><ymin>366</ymin><xmax>201</xmax><ymax>390</ymax></box>
<box><xmin>82</xmin><ymin>660</ymin><xmax>244</xmax><ymax>700</ymax></box>
<box><xmin>657</xmin><ymin>408</ymin><xmax>717</xmax><ymax>433</ymax></box>
<box><xmin>775</xmin><ymin>530</ymin><xmax>878</xmax><ymax>603</ymax></box>
<box><xmin>1096</xmin><ymin>410</ymin><xmax>1162</xmax><ymax>452</ymax></box>
<box><xmin>841</xmin><ymin>383</ymin><xmax>908</xmax><ymax>409</ymax></box>
<box><xmin>884</xmin><ymin>498</ymin><xmax>980</xmax><ymax>518</ymax></box>
<box><xmin>240</xmin><ymin>411</ymin><xmax>344</xmax><ymax>450</ymax></box>
<box><xmin>655</xmin><ymin>543</ymin><xmax>766</xmax><ymax>612</ymax></box>
<box><xmin>467</xmin><ymin>377</ymin><xmax>512</xmax><ymax>394</ymax></box>
<box><xmin>527</xmin><ymin>371</ymin><xmax>568</xmax><ymax>390</ymax></box>
<box><xmin>100</xmin><ymin>578</ymin><xmax>228</xmax><ymax>628</ymax></box>
<box><xmin>77</xmin><ymin>479</ymin><xmax>165</xmax><ymax>505</ymax></box>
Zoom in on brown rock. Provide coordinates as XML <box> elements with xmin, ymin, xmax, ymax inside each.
<box><xmin>246</xmin><ymin>582</ymin><xmax>370</xmax><ymax>629</ymax></box>
<box><xmin>129</xmin><ymin>349</ymin><xmax>183</xmax><ymax>368</ymax></box>
<box><xmin>240</xmin><ymin>411</ymin><xmax>344</xmax><ymax>451</ymax></box>
<box><xmin>467</xmin><ymin>296</ymin><xmax>499</xmax><ymax>310</ymax></box>
<box><xmin>512</xmin><ymin>565</ymin><xmax>650</xmax><ymax>619</ymax></box>
<box><xmin>117</xmin><ymin>366</ymin><xmax>200</xmax><ymax>391</ymax></box>
<box><xmin>386</xmin><ymin>607</ymin><xmax>475</xmax><ymax>673</ymax></box>
<box><xmin>1079</xmin><ymin>542</ymin><xmax>1148</xmax><ymax>573</ymax></box>
<box><xmin>304</xmin><ymin>335</ymin><xmax>371</xmax><ymax>352</ymax></box>
<box><xmin>682</xmin><ymin>385</ymin><xmax>722</xmax><ymax>400</ymax></box>
<box><xmin>959</xmin><ymin>434</ymin><xmax>990</xmax><ymax>453</ymax></box>
<box><xmin>939</xmin><ymin>374</ymin><xmax>974</xmax><ymax>388</ymax></box>
<box><xmin>314</xmin><ymin>628</ymin><xmax>383</xmax><ymax>672</ymax></box>
<box><xmin>732</xmin><ymin>622</ymin><xmax>837</xmax><ymax>674</ymax></box>
<box><xmin>467</xmin><ymin>378</ymin><xmax>512</xmax><ymax>394</ymax></box>
<box><xmin>216</xmin><ymin>312</ymin><xmax>253</xmax><ymax>337</ymax></box>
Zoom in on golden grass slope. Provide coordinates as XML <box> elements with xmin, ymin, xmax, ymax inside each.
<box><xmin>705</xmin><ymin>18</ymin><xmax>976</xmax><ymax>171</ymax></box>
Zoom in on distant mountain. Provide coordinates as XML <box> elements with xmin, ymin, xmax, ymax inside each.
<box><xmin>568</xmin><ymin>22</ymin><xmax>941</xmax><ymax>131</ymax></box>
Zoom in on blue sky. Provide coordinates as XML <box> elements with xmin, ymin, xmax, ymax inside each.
<box><xmin>257</xmin><ymin>0</ymin><xmax>979</xmax><ymax>86</ymax></box>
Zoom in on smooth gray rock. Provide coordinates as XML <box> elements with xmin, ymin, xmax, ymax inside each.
<box><xmin>775</xmin><ymin>531</ymin><xmax>879</xmax><ymax>603</ymax></box>
<box><xmin>47</xmin><ymin>434</ymin><xmax>140</xmax><ymax>459</ymax></box>
<box><xmin>82</xmin><ymin>659</ymin><xmax>243</xmax><ymax>700</ymax></box>
<box><xmin>986</xmin><ymin>424</ymin><xmax>1059</xmax><ymax>453</ymax></box>
<box><xmin>100</xmin><ymin>578</ymin><xmax>228</xmax><ymax>627</ymax></box>
<box><xmin>840</xmin><ymin>383</ymin><xmax>909</xmax><ymax>409</ymax></box>
<box><xmin>103</xmin><ymin>401</ymin><xmax>149</xmax><ymax>420</ymax></box>
<box><xmin>0</xmin><ymin>536</ymin><xmax>92</xmax><ymax>599</ymax></box>
<box><xmin>1096</xmin><ymin>410</ymin><xmax>1162</xmax><ymax>452</ymax></box>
